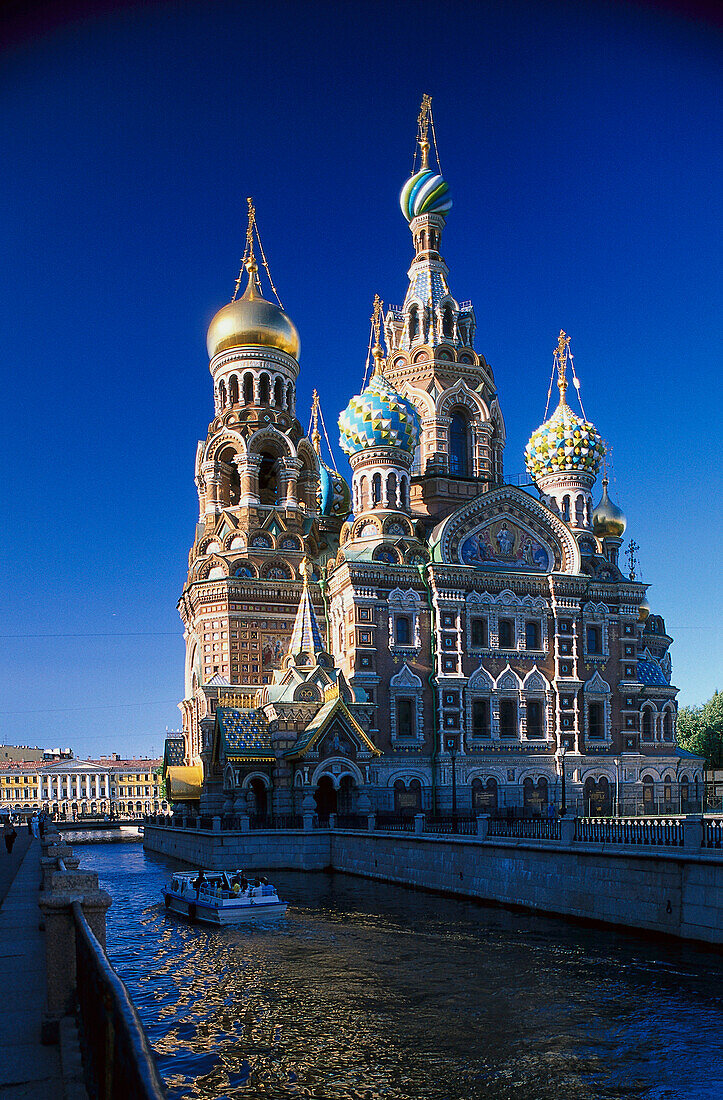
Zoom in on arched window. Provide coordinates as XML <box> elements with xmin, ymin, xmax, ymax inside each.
<box><xmin>642</xmin><ymin>708</ymin><xmax>654</xmax><ymax>740</ymax></box>
<box><xmin>642</xmin><ymin>774</ymin><xmax>655</xmax><ymax>813</ymax></box>
<box><xmin>408</xmin><ymin>305</ymin><xmax>419</xmax><ymax>341</ymax></box>
<box><xmin>449</xmin><ymin>412</ymin><xmax>470</xmax><ymax>476</ymax></box>
<box><xmin>526</xmin><ymin>699</ymin><xmax>544</xmax><ymax>738</ymax></box>
<box><xmin>286</xmin><ymin>381</ymin><xmax>293</xmax><ymax>411</ymax></box>
<box><xmin>395</xmin><ymin>616</ymin><xmax>411</xmax><ymax>645</ymax></box>
<box><xmin>499</xmin><ymin>699</ymin><xmax>517</xmax><ymax>738</ymax></box>
<box><xmin>218</xmin><ymin>379</ymin><xmax>227</xmax><ymax>408</ymax></box>
<box><xmin>442</xmin><ymin>304</ymin><xmax>454</xmax><ymax>339</ymax></box>
<box><xmin>562</xmin><ymin>495</ymin><xmax>571</xmax><ymax>522</ymax></box>
<box><xmin>372</xmin><ymin>473</ymin><xmax>382</xmax><ymax>506</ymax></box>
<box><xmin>472</xmin><ymin>699</ymin><xmax>491</xmax><ymax>738</ymax></box>
<box><xmin>387</xmin><ymin>472</ymin><xmax>397</xmax><ymax>508</ymax></box>
<box><xmin>258</xmin><ymin>452</ymin><xmax>280</xmax><ymax>504</ymax></box>
<box><xmin>401</xmin><ymin>476</ymin><xmax>410</xmax><ymax>509</ymax></box>
<box><xmin>359</xmin><ymin>475</ymin><xmax>368</xmax><ymax>510</ymax></box>
<box><xmin>243</xmin><ymin>373</ymin><xmax>254</xmax><ymax>404</ymax></box>
<box><xmin>259</xmin><ymin>374</ymin><xmax>270</xmax><ymax>404</ymax></box>
<box><xmin>228</xmin><ymin>375</ymin><xmax>239</xmax><ymax>405</ymax></box>
<box><xmin>662</xmin><ymin>709</ymin><xmax>673</xmax><ymax>741</ymax></box>
<box><xmin>274</xmin><ymin>378</ymin><xmax>284</xmax><ymax>407</ymax></box>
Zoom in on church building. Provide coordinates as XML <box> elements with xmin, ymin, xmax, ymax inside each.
<box><xmin>168</xmin><ymin>101</ymin><xmax>701</xmax><ymax>821</ymax></box>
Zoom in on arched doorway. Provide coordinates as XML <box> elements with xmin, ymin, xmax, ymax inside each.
<box><xmin>338</xmin><ymin>775</ymin><xmax>357</xmax><ymax>815</ymax></box>
<box><xmin>248</xmin><ymin>778</ymin><xmax>268</xmax><ymax>819</ymax></box>
<box><xmin>584</xmin><ymin>776</ymin><xmax>611</xmax><ymax>816</ymax></box>
<box><xmin>314</xmin><ymin>776</ymin><xmax>337</xmax><ymax>821</ymax></box>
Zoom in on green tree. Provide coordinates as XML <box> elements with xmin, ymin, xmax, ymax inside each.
<box><xmin>677</xmin><ymin>691</ymin><xmax>723</xmax><ymax>768</ymax></box>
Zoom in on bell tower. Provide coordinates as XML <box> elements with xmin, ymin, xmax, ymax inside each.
<box><xmin>177</xmin><ymin>201</ymin><xmax>350</xmax><ymax>769</ymax></box>
<box><xmin>383</xmin><ymin>96</ymin><xmax>505</xmax><ymax>522</ymax></box>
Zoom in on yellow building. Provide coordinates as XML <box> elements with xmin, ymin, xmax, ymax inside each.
<box><xmin>0</xmin><ymin>756</ymin><xmax>166</xmax><ymax>819</ymax></box>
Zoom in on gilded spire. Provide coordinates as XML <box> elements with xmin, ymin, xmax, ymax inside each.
<box><xmin>311</xmin><ymin>390</ymin><xmax>321</xmax><ymax>454</ymax></box>
<box><xmin>418</xmin><ymin>93</ymin><xmax>432</xmax><ymax>171</ymax></box>
<box><xmin>371</xmin><ymin>294</ymin><xmax>385</xmax><ymax>376</ymax></box>
<box><xmin>231</xmin><ymin>197</ymin><xmax>285</xmax><ymax>308</ymax></box>
<box><xmin>555</xmin><ymin>329</ymin><xmax>570</xmax><ymax>405</ymax></box>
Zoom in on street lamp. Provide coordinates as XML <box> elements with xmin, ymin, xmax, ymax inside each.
<box><xmin>559</xmin><ymin>740</ymin><xmax>568</xmax><ymax>817</ymax></box>
<box><xmin>446</xmin><ymin>736</ymin><xmax>458</xmax><ymax>817</ymax></box>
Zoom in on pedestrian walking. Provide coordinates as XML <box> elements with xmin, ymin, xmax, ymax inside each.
<box><xmin>4</xmin><ymin>820</ymin><xmax>18</xmax><ymax>854</ymax></box>
<box><xmin>30</xmin><ymin>813</ymin><xmax>40</xmax><ymax>839</ymax></box>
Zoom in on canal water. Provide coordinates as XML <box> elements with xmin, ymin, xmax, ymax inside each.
<box><xmin>74</xmin><ymin>842</ymin><xmax>723</xmax><ymax>1100</ymax></box>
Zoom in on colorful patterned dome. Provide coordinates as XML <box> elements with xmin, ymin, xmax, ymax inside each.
<box><xmin>525</xmin><ymin>400</ymin><xmax>605</xmax><ymax>482</ymax></box>
<box><xmin>400</xmin><ymin>169</ymin><xmax>452</xmax><ymax>222</ymax></box>
<box><xmin>338</xmin><ymin>370</ymin><xmax>421</xmax><ymax>456</ymax></box>
<box><xmin>319</xmin><ymin>459</ymin><xmax>351</xmax><ymax>518</ymax></box>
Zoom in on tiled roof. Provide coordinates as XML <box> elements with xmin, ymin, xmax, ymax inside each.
<box><xmin>163</xmin><ymin>738</ymin><xmax>185</xmax><ymax>767</ymax></box>
<box><xmin>216</xmin><ymin>708</ymin><xmax>273</xmax><ymax>760</ymax></box>
<box><xmin>638</xmin><ymin>659</ymin><xmax>668</xmax><ymax>686</ymax></box>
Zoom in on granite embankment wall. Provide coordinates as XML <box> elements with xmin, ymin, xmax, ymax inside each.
<box><xmin>143</xmin><ymin>824</ymin><xmax>723</xmax><ymax>946</ymax></box>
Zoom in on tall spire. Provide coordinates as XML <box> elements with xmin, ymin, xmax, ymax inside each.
<box><xmin>311</xmin><ymin>390</ymin><xmax>321</xmax><ymax>454</ymax></box>
<box><xmin>288</xmin><ymin>558</ymin><xmax>324</xmax><ymax>662</ymax></box>
<box><xmin>417</xmin><ymin>93</ymin><xmax>432</xmax><ymax>171</ymax></box>
<box><xmin>231</xmin><ymin>197</ymin><xmax>285</xmax><ymax>308</ymax></box>
<box><xmin>371</xmin><ymin>293</ymin><xmax>385</xmax><ymax>376</ymax></box>
<box><xmin>555</xmin><ymin>329</ymin><xmax>570</xmax><ymax>406</ymax></box>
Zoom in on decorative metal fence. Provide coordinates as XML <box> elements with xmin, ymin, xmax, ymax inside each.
<box><xmin>575</xmin><ymin>817</ymin><xmax>684</xmax><ymax>846</ymax></box>
<box><xmin>73</xmin><ymin>901</ymin><xmax>166</xmax><ymax>1100</ymax></box>
<box><xmin>424</xmin><ymin>814</ymin><xmax>477</xmax><ymax>836</ymax></box>
<box><xmin>375</xmin><ymin>812</ymin><xmax>416</xmax><ymax>833</ymax></box>
<box><xmin>335</xmin><ymin>813</ymin><xmax>369</xmax><ymax>830</ymax></box>
<box><xmin>488</xmin><ymin>817</ymin><xmax>561</xmax><ymax>840</ymax></box>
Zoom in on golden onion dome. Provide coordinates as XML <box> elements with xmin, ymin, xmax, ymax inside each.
<box><xmin>592</xmin><ymin>477</ymin><xmax>627</xmax><ymax>538</ymax></box>
<box><xmin>638</xmin><ymin>597</ymin><xmax>651</xmax><ymax>622</ymax></box>
<box><xmin>206</xmin><ymin>260</ymin><xmax>300</xmax><ymax>361</ymax></box>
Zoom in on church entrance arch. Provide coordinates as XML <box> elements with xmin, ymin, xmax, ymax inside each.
<box><xmin>314</xmin><ymin>775</ymin><xmax>337</xmax><ymax>821</ymax></box>
<box><xmin>248</xmin><ymin>777</ymin><xmax>268</xmax><ymax>819</ymax></box>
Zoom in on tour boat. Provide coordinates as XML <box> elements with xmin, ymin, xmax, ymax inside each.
<box><xmin>161</xmin><ymin>870</ymin><xmax>287</xmax><ymax>925</ymax></box>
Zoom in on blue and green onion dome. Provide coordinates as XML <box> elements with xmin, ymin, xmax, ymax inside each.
<box><xmin>338</xmin><ymin>371</ymin><xmax>421</xmax><ymax>456</ymax></box>
<box><xmin>400</xmin><ymin>169</ymin><xmax>452</xmax><ymax>222</ymax></box>
<box><xmin>525</xmin><ymin>401</ymin><xmax>605</xmax><ymax>481</ymax></box>
<box><xmin>319</xmin><ymin>458</ymin><xmax>351</xmax><ymax>518</ymax></box>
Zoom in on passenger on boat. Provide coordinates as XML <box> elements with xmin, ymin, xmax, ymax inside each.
<box><xmin>194</xmin><ymin>870</ymin><xmax>205</xmax><ymax>898</ymax></box>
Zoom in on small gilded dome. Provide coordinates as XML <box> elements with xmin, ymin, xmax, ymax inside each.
<box><xmin>338</xmin><ymin>367</ymin><xmax>420</xmax><ymax>457</ymax></box>
<box><xmin>525</xmin><ymin>401</ymin><xmax>605</xmax><ymax>482</ymax></box>
<box><xmin>638</xmin><ymin>597</ymin><xmax>651</xmax><ymax>622</ymax></box>
<box><xmin>319</xmin><ymin>459</ymin><xmax>351</xmax><ymax>519</ymax></box>
<box><xmin>592</xmin><ymin>478</ymin><xmax>627</xmax><ymax>538</ymax></box>
<box><xmin>206</xmin><ymin>262</ymin><xmax>300</xmax><ymax>360</ymax></box>
<box><xmin>400</xmin><ymin>168</ymin><xmax>452</xmax><ymax>222</ymax></box>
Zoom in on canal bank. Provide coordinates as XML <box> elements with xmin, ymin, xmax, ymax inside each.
<box><xmin>81</xmin><ymin>840</ymin><xmax>723</xmax><ymax>1100</ymax></box>
<box><xmin>143</xmin><ymin>819</ymin><xmax>723</xmax><ymax>946</ymax></box>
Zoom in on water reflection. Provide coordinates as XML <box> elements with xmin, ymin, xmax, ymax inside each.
<box><xmin>74</xmin><ymin>843</ymin><xmax>723</xmax><ymax>1100</ymax></box>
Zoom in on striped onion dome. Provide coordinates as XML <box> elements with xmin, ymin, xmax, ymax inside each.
<box><xmin>525</xmin><ymin>401</ymin><xmax>605</xmax><ymax>481</ymax></box>
<box><xmin>400</xmin><ymin>169</ymin><xmax>452</xmax><ymax>222</ymax></box>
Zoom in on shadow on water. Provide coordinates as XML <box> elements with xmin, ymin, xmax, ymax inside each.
<box><xmin>73</xmin><ymin>842</ymin><xmax>723</xmax><ymax>1100</ymax></box>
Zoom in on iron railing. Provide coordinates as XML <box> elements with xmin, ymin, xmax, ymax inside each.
<box><xmin>375</xmin><ymin>812</ymin><xmax>416</xmax><ymax>833</ymax></box>
<box><xmin>488</xmin><ymin>817</ymin><xmax>561</xmax><ymax>840</ymax></box>
<box><xmin>424</xmin><ymin>814</ymin><xmax>477</xmax><ymax>836</ymax></box>
<box><xmin>335</xmin><ymin>813</ymin><xmax>369</xmax><ymax>830</ymax></box>
<box><xmin>73</xmin><ymin>900</ymin><xmax>166</xmax><ymax>1100</ymax></box>
<box><xmin>703</xmin><ymin>818</ymin><xmax>723</xmax><ymax>849</ymax></box>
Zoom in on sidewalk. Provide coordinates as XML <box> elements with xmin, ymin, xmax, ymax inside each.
<box><xmin>0</xmin><ymin>839</ymin><xmax>63</xmax><ymax>1099</ymax></box>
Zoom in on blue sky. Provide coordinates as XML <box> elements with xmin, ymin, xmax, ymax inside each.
<box><xmin>0</xmin><ymin>0</ymin><xmax>720</xmax><ymax>758</ymax></box>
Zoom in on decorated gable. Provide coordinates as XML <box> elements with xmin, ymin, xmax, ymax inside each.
<box><xmin>431</xmin><ymin>486</ymin><xmax>580</xmax><ymax>575</ymax></box>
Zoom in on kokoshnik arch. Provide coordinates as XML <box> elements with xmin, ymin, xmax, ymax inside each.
<box><xmin>166</xmin><ymin>99</ymin><xmax>702</xmax><ymax>822</ymax></box>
